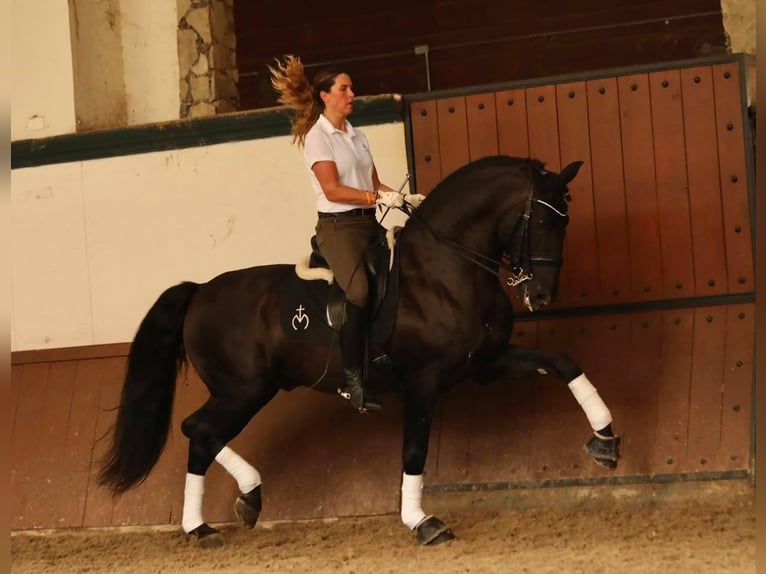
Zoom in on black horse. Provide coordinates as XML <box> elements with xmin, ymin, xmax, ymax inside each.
<box><xmin>99</xmin><ymin>155</ymin><xmax>620</xmax><ymax>548</ymax></box>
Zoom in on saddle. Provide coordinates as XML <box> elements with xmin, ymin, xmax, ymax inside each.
<box><xmin>304</xmin><ymin>229</ymin><xmax>393</xmax><ymax>328</ymax></box>
<box><xmin>280</xmin><ymin>227</ymin><xmax>402</xmax><ymax>362</ymax></box>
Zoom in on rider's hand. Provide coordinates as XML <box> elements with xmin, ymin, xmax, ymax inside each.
<box><xmin>403</xmin><ymin>194</ymin><xmax>426</xmax><ymax>209</ymax></box>
<box><xmin>376</xmin><ymin>190</ymin><xmax>404</xmax><ymax>208</ymax></box>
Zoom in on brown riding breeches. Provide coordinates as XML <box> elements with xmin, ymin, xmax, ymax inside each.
<box><xmin>315</xmin><ymin>213</ymin><xmax>380</xmax><ymax>308</ymax></box>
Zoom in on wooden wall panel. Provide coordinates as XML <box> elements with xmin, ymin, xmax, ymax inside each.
<box><xmin>464</xmin><ymin>323</ymin><xmax>540</xmax><ymax>483</ymax></box>
<box><xmin>11</xmin><ymin>363</ymin><xmax>49</xmax><ymax>530</ymax></box>
<box><xmin>618</xmin><ymin>74</ymin><xmax>664</xmax><ymax>302</ymax></box>
<box><xmin>85</xmin><ymin>364</ymin><xmax>126</xmax><ymax>526</ymax></box>
<box><xmin>26</xmin><ymin>362</ymin><xmax>79</xmax><ymax>528</ymax></box>
<box><xmin>525</xmin><ymin>85</ymin><xmax>560</xmax><ymax>169</ymax></box>
<box><xmin>587</xmin><ymin>78</ymin><xmax>631</xmax><ymax>305</ymax></box>
<box><xmin>80</xmin><ymin>374</ymin><xmax>108</xmax><ymax>525</ymax></box>
<box><xmin>531</xmin><ymin>319</ymin><xmax>591</xmax><ymax>479</ymax></box>
<box><xmin>11</xmin><ymin>362</ymin><xmax>22</xmax><ymax>439</ymax></box>
<box><xmin>618</xmin><ymin>314</ymin><xmax>662</xmax><ymax>476</ymax></box>
<box><xmin>62</xmin><ymin>360</ymin><xmax>106</xmax><ymax>526</ymax></box>
<box><xmin>505</xmin><ymin>322</ymin><xmax>540</xmax><ymax>482</ymax></box>
<box><xmin>466</xmin><ymin>93</ymin><xmax>499</xmax><ymax>160</ymax></box>
<box><xmin>436</xmin><ymin>97</ymin><xmax>470</xmax><ymax>179</ymax></box>
<box><xmin>555</xmin><ymin>82</ymin><xmax>599</xmax><ymax>309</ymax></box>
<box><xmin>681</xmin><ymin>66</ymin><xmax>728</xmax><ymax>296</ymax></box>
<box><xmin>653</xmin><ymin>309</ymin><xmax>695</xmax><ymax>472</ymax></box>
<box><xmin>81</xmin><ymin>360</ymin><xmax>121</xmax><ymax>527</ymax></box>
<box><xmin>686</xmin><ymin>306</ymin><xmax>727</xmax><ymax>472</ymax></box>
<box><xmin>719</xmin><ymin>304</ymin><xmax>753</xmax><ymax>471</ymax></box>
<box><xmin>650</xmin><ymin>70</ymin><xmax>696</xmax><ymax>300</ymax></box>
<box><xmin>495</xmin><ymin>90</ymin><xmax>529</xmax><ymax>158</ymax></box>
<box><xmin>409</xmin><ymin>101</ymin><xmax>442</xmax><ymax>195</ymax></box>
<box><xmin>429</xmin><ymin>380</ymin><xmax>473</xmax><ymax>485</ymax></box>
<box><xmin>713</xmin><ymin>63</ymin><xmax>754</xmax><ymax>294</ymax></box>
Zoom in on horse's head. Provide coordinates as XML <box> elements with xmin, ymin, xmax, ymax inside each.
<box><xmin>508</xmin><ymin>160</ymin><xmax>584</xmax><ymax>312</ymax></box>
<box><xmin>403</xmin><ymin>155</ymin><xmax>584</xmax><ymax>313</ymax></box>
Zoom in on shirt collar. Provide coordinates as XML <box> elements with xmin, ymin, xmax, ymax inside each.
<box><xmin>317</xmin><ymin>114</ymin><xmax>355</xmax><ymax>137</ymax></box>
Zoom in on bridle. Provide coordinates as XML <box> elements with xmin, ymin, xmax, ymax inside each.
<box><xmin>505</xmin><ymin>190</ymin><xmax>568</xmax><ymax>286</ymax></box>
<box><xmin>407</xmin><ymin>176</ymin><xmax>568</xmax><ymax>287</ymax></box>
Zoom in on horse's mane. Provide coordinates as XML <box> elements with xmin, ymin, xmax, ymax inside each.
<box><xmin>411</xmin><ymin>155</ymin><xmax>546</xmax><ymax>220</ymax></box>
<box><xmin>427</xmin><ymin>155</ymin><xmax>543</xmax><ymax>198</ymax></box>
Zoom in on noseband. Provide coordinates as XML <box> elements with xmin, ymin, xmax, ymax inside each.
<box><xmin>409</xmin><ymin>176</ymin><xmax>568</xmax><ymax>287</ymax></box>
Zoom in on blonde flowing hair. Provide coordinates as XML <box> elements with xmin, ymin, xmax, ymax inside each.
<box><xmin>269</xmin><ymin>55</ymin><xmax>344</xmax><ymax>148</ymax></box>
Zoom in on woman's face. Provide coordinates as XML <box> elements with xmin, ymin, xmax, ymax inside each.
<box><xmin>321</xmin><ymin>73</ymin><xmax>354</xmax><ymax>116</ymax></box>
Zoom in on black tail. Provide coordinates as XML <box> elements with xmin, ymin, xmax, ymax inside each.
<box><xmin>99</xmin><ymin>281</ymin><xmax>200</xmax><ymax>496</ymax></box>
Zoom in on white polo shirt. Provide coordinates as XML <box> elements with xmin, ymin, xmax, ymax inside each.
<box><xmin>304</xmin><ymin>114</ymin><xmax>375</xmax><ymax>213</ymax></box>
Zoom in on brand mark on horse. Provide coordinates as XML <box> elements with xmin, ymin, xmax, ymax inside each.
<box><xmin>291</xmin><ymin>305</ymin><xmax>309</xmax><ymax>331</ymax></box>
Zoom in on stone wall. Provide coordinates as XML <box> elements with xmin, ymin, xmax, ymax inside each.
<box><xmin>720</xmin><ymin>0</ymin><xmax>756</xmax><ymax>54</ymax></box>
<box><xmin>177</xmin><ymin>0</ymin><xmax>238</xmax><ymax>118</ymax></box>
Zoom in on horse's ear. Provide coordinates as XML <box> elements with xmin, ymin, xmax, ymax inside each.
<box><xmin>560</xmin><ymin>161</ymin><xmax>584</xmax><ymax>184</ymax></box>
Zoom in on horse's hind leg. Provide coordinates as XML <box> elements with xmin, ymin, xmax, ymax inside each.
<box><xmin>180</xmin><ymin>387</ymin><xmax>277</xmax><ymax>547</ymax></box>
<box><xmin>476</xmin><ymin>345</ymin><xmax>621</xmax><ymax>468</ymax></box>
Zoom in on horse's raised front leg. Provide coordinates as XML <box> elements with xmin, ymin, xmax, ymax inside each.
<box><xmin>475</xmin><ymin>345</ymin><xmax>621</xmax><ymax>468</ymax></box>
<box><xmin>400</xmin><ymin>383</ymin><xmax>456</xmax><ymax>546</ymax></box>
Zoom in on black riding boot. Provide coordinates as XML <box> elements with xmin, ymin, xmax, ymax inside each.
<box><xmin>338</xmin><ymin>303</ymin><xmax>383</xmax><ymax>412</ymax></box>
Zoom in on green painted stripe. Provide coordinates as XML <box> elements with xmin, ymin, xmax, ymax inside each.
<box><xmin>11</xmin><ymin>95</ymin><xmax>404</xmax><ymax>170</ymax></box>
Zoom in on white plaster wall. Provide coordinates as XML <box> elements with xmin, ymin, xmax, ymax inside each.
<box><xmin>120</xmin><ymin>0</ymin><xmax>181</xmax><ymax>125</ymax></box>
<box><xmin>11</xmin><ymin>0</ymin><xmax>76</xmax><ymax>140</ymax></box>
<box><xmin>10</xmin><ymin>123</ymin><xmax>410</xmax><ymax>351</ymax></box>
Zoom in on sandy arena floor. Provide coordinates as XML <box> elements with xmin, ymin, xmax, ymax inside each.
<box><xmin>11</xmin><ymin>479</ymin><xmax>755</xmax><ymax>574</ymax></box>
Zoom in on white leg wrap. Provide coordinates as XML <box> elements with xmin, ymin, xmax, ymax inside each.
<box><xmin>568</xmin><ymin>373</ymin><xmax>612</xmax><ymax>431</ymax></box>
<box><xmin>401</xmin><ymin>473</ymin><xmax>428</xmax><ymax>530</ymax></box>
<box><xmin>182</xmin><ymin>473</ymin><xmax>205</xmax><ymax>533</ymax></box>
<box><xmin>215</xmin><ymin>446</ymin><xmax>261</xmax><ymax>494</ymax></box>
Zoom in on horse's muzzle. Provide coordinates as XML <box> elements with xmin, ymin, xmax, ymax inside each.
<box><xmin>521</xmin><ymin>285</ymin><xmax>552</xmax><ymax>312</ymax></box>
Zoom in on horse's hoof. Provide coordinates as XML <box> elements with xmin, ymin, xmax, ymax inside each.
<box><xmin>234</xmin><ymin>485</ymin><xmax>262</xmax><ymax>529</ymax></box>
<box><xmin>584</xmin><ymin>434</ymin><xmax>621</xmax><ymax>469</ymax></box>
<box><xmin>415</xmin><ymin>515</ymin><xmax>455</xmax><ymax>546</ymax></box>
<box><xmin>187</xmin><ymin>523</ymin><xmax>225</xmax><ymax>549</ymax></box>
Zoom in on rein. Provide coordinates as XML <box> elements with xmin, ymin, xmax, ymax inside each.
<box><xmin>405</xmin><ymin>181</ymin><xmax>567</xmax><ymax>287</ymax></box>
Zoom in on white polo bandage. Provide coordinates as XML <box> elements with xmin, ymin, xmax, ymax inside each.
<box><xmin>568</xmin><ymin>373</ymin><xmax>612</xmax><ymax>431</ymax></box>
<box><xmin>401</xmin><ymin>473</ymin><xmax>427</xmax><ymax>530</ymax></box>
<box><xmin>215</xmin><ymin>446</ymin><xmax>261</xmax><ymax>494</ymax></box>
<box><xmin>182</xmin><ymin>473</ymin><xmax>205</xmax><ymax>533</ymax></box>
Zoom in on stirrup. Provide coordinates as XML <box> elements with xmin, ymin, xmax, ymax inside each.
<box><xmin>337</xmin><ymin>384</ymin><xmax>383</xmax><ymax>413</ymax></box>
